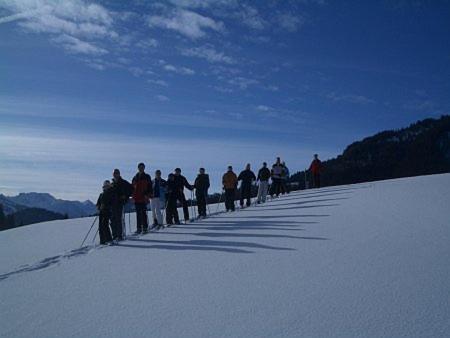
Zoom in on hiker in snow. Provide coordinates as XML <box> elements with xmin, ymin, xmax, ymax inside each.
<box><xmin>309</xmin><ymin>154</ymin><xmax>322</xmax><ymax>188</ymax></box>
<box><xmin>194</xmin><ymin>168</ymin><xmax>210</xmax><ymax>218</ymax></box>
<box><xmin>173</xmin><ymin>168</ymin><xmax>194</xmax><ymax>222</ymax></box>
<box><xmin>96</xmin><ymin>180</ymin><xmax>113</xmax><ymax>245</ymax></box>
<box><xmin>151</xmin><ymin>170</ymin><xmax>166</xmax><ymax>229</ymax></box>
<box><xmin>132</xmin><ymin>163</ymin><xmax>153</xmax><ymax>234</ymax></box>
<box><xmin>281</xmin><ymin>161</ymin><xmax>290</xmax><ymax>194</ymax></box>
<box><xmin>111</xmin><ymin>169</ymin><xmax>133</xmax><ymax>241</ymax></box>
<box><xmin>238</xmin><ymin>163</ymin><xmax>256</xmax><ymax>208</ymax></box>
<box><xmin>222</xmin><ymin>166</ymin><xmax>238</xmax><ymax>211</ymax></box>
<box><xmin>270</xmin><ymin>157</ymin><xmax>284</xmax><ymax>198</ymax></box>
<box><xmin>257</xmin><ymin>162</ymin><xmax>271</xmax><ymax>204</ymax></box>
<box><xmin>165</xmin><ymin>173</ymin><xmax>180</xmax><ymax>226</ymax></box>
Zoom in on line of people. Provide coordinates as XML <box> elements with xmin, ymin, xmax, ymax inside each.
<box><xmin>95</xmin><ymin>155</ymin><xmax>322</xmax><ymax>245</ymax></box>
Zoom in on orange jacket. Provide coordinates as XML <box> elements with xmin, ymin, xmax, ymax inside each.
<box><xmin>222</xmin><ymin>171</ymin><xmax>238</xmax><ymax>189</ymax></box>
<box><xmin>309</xmin><ymin>159</ymin><xmax>322</xmax><ymax>175</ymax></box>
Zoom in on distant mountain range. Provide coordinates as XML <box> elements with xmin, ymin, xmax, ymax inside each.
<box><xmin>0</xmin><ymin>193</ymin><xmax>96</xmax><ymax>218</ymax></box>
<box><xmin>290</xmin><ymin>115</ymin><xmax>450</xmax><ymax>187</ymax></box>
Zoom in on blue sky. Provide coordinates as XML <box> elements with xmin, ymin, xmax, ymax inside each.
<box><xmin>1</xmin><ymin>0</ymin><xmax>449</xmax><ymax>201</ymax></box>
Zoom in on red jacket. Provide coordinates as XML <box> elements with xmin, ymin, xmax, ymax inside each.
<box><xmin>132</xmin><ymin>173</ymin><xmax>153</xmax><ymax>204</ymax></box>
<box><xmin>309</xmin><ymin>159</ymin><xmax>322</xmax><ymax>175</ymax></box>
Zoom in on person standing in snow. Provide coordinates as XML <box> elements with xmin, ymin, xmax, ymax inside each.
<box><xmin>309</xmin><ymin>154</ymin><xmax>322</xmax><ymax>188</ymax></box>
<box><xmin>222</xmin><ymin>166</ymin><xmax>238</xmax><ymax>211</ymax></box>
<box><xmin>257</xmin><ymin>162</ymin><xmax>271</xmax><ymax>204</ymax></box>
<box><xmin>173</xmin><ymin>168</ymin><xmax>194</xmax><ymax>223</ymax></box>
<box><xmin>238</xmin><ymin>163</ymin><xmax>256</xmax><ymax>207</ymax></box>
<box><xmin>111</xmin><ymin>169</ymin><xmax>133</xmax><ymax>241</ymax></box>
<box><xmin>151</xmin><ymin>170</ymin><xmax>166</xmax><ymax>229</ymax></box>
<box><xmin>96</xmin><ymin>180</ymin><xmax>113</xmax><ymax>245</ymax></box>
<box><xmin>194</xmin><ymin>168</ymin><xmax>210</xmax><ymax>218</ymax></box>
<box><xmin>132</xmin><ymin>163</ymin><xmax>153</xmax><ymax>234</ymax></box>
<box><xmin>281</xmin><ymin>161</ymin><xmax>290</xmax><ymax>194</ymax></box>
<box><xmin>165</xmin><ymin>173</ymin><xmax>180</xmax><ymax>226</ymax></box>
<box><xmin>270</xmin><ymin>157</ymin><xmax>284</xmax><ymax>197</ymax></box>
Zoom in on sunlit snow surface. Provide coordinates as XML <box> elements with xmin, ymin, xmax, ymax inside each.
<box><xmin>1</xmin><ymin>174</ymin><xmax>450</xmax><ymax>337</ymax></box>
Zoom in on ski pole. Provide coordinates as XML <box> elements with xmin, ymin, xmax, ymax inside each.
<box><xmin>80</xmin><ymin>215</ymin><xmax>98</xmax><ymax>248</ymax></box>
<box><xmin>206</xmin><ymin>191</ymin><xmax>211</xmax><ymax>216</ymax></box>
<box><xmin>216</xmin><ymin>190</ymin><xmax>224</xmax><ymax>213</ymax></box>
<box><xmin>190</xmin><ymin>190</ymin><xmax>196</xmax><ymax>220</ymax></box>
<box><xmin>128</xmin><ymin>208</ymin><xmax>131</xmax><ymax>234</ymax></box>
<box><xmin>92</xmin><ymin>229</ymin><xmax>99</xmax><ymax>246</ymax></box>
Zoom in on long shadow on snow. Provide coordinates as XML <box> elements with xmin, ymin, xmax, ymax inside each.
<box><xmin>217</xmin><ymin>214</ymin><xmax>330</xmax><ymax>220</ymax></box>
<box><xmin>116</xmin><ymin>243</ymin><xmax>253</xmax><ymax>254</ymax></box>
<box><xmin>152</xmin><ymin>232</ymin><xmax>328</xmax><ymax>242</ymax></box>
<box><xmin>265</xmin><ymin>192</ymin><xmax>352</xmax><ymax>204</ymax></box>
<box><xmin>124</xmin><ymin>237</ymin><xmax>306</xmax><ymax>253</ymax></box>
<box><xmin>254</xmin><ymin>204</ymin><xmax>340</xmax><ymax>212</ymax></box>
<box><xmin>254</xmin><ymin>198</ymin><xmax>348</xmax><ymax>209</ymax></box>
<box><xmin>0</xmin><ymin>246</ymin><xmax>94</xmax><ymax>282</ymax></box>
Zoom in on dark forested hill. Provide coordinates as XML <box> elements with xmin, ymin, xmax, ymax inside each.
<box><xmin>290</xmin><ymin>115</ymin><xmax>450</xmax><ymax>188</ymax></box>
<box><xmin>0</xmin><ymin>206</ymin><xmax>66</xmax><ymax>231</ymax></box>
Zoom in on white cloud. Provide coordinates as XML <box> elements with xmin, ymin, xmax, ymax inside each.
<box><xmin>136</xmin><ymin>38</ymin><xmax>159</xmax><ymax>49</ymax></box>
<box><xmin>276</xmin><ymin>13</ymin><xmax>303</xmax><ymax>32</ymax></box>
<box><xmin>257</xmin><ymin>105</ymin><xmax>272</xmax><ymax>112</ymax></box>
<box><xmin>181</xmin><ymin>45</ymin><xmax>235</xmax><ymax>64</ymax></box>
<box><xmin>163</xmin><ymin>64</ymin><xmax>195</xmax><ymax>75</ymax></box>
<box><xmin>156</xmin><ymin>94</ymin><xmax>170</xmax><ymax>102</ymax></box>
<box><xmin>0</xmin><ymin>0</ymin><xmax>116</xmax><ymax>58</ymax></box>
<box><xmin>227</xmin><ymin>76</ymin><xmax>259</xmax><ymax>90</ymax></box>
<box><xmin>239</xmin><ymin>5</ymin><xmax>266</xmax><ymax>30</ymax></box>
<box><xmin>148</xmin><ymin>79</ymin><xmax>169</xmax><ymax>87</ymax></box>
<box><xmin>52</xmin><ymin>34</ymin><xmax>108</xmax><ymax>55</ymax></box>
<box><xmin>148</xmin><ymin>9</ymin><xmax>224</xmax><ymax>39</ymax></box>
<box><xmin>327</xmin><ymin>92</ymin><xmax>375</xmax><ymax>105</ymax></box>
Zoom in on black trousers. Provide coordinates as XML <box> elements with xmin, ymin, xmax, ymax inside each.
<box><xmin>111</xmin><ymin>204</ymin><xmax>124</xmax><ymax>240</ymax></box>
<box><xmin>99</xmin><ymin>211</ymin><xmax>113</xmax><ymax>244</ymax></box>
<box><xmin>240</xmin><ymin>185</ymin><xmax>252</xmax><ymax>207</ymax></box>
<box><xmin>166</xmin><ymin>196</ymin><xmax>180</xmax><ymax>224</ymax></box>
<box><xmin>196</xmin><ymin>191</ymin><xmax>207</xmax><ymax>216</ymax></box>
<box><xmin>135</xmin><ymin>203</ymin><xmax>148</xmax><ymax>231</ymax></box>
<box><xmin>313</xmin><ymin>173</ymin><xmax>321</xmax><ymax>188</ymax></box>
<box><xmin>225</xmin><ymin>189</ymin><xmax>235</xmax><ymax>211</ymax></box>
<box><xmin>177</xmin><ymin>191</ymin><xmax>190</xmax><ymax>221</ymax></box>
<box><xmin>270</xmin><ymin>178</ymin><xmax>282</xmax><ymax>196</ymax></box>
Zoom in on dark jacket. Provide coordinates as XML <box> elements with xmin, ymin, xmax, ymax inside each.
<box><xmin>238</xmin><ymin>169</ymin><xmax>256</xmax><ymax>187</ymax></box>
<box><xmin>310</xmin><ymin>159</ymin><xmax>322</xmax><ymax>175</ymax></box>
<box><xmin>111</xmin><ymin>177</ymin><xmax>133</xmax><ymax>206</ymax></box>
<box><xmin>152</xmin><ymin>178</ymin><xmax>166</xmax><ymax>198</ymax></box>
<box><xmin>132</xmin><ymin>172</ymin><xmax>153</xmax><ymax>204</ymax></box>
<box><xmin>174</xmin><ymin>174</ymin><xmax>193</xmax><ymax>192</ymax></box>
<box><xmin>166</xmin><ymin>178</ymin><xmax>178</xmax><ymax>199</ymax></box>
<box><xmin>195</xmin><ymin>174</ymin><xmax>210</xmax><ymax>193</ymax></box>
<box><xmin>96</xmin><ymin>188</ymin><xmax>113</xmax><ymax>213</ymax></box>
<box><xmin>258</xmin><ymin>167</ymin><xmax>271</xmax><ymax>181</ymax></box>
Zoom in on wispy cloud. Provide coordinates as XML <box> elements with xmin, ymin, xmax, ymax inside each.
<box><xmin>163</xmin><ymin>64</ymin><xmax>195</xmax><ymax>75</ymax></box>
<box><xmin>156</xmin><ymin>94</ymin><xmax>170</xmax><ymax>102</ymax></box>
<box><xmin>147</xmin><ymin>79</ymin><xmax>169</xmax><ymax>87</ymax></box>
<box><xmin>0</xmin><ymin>0</ymin><xmax>116</xmax><ymax>60</ymax></box>
<box><xmin>148</xmin><ymin>9</ymin><xmax>224</xmax><ymax>39</ymax></box>
<box><xmin>52</xmin><ymin>34</ymin><xmax>108</xmax><ymax>55</ymax></box>
<box><xmin>227</xmin><ymin>76</ymin><xmax>259</xmax><ymax>90</ymax></box>
<box><xmin>276</xmin><ymin>13</ymin><xmax>304</xmax><ymax>32</ymax></box>
<box><xmin>326</xmin><ymin>92</ymin><xmax>375</xmax><ymax>104</ymax></box>
<box><xmin>181</xmin><ymin>45</ymin><xmax>235</xmax><ymax>64</ymax></box>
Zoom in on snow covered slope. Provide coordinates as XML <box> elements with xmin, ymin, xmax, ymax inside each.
<box><xmin>1</xmin><ymin>174</ymin><xmax>450</xmax><ymax>337</ymax></box>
